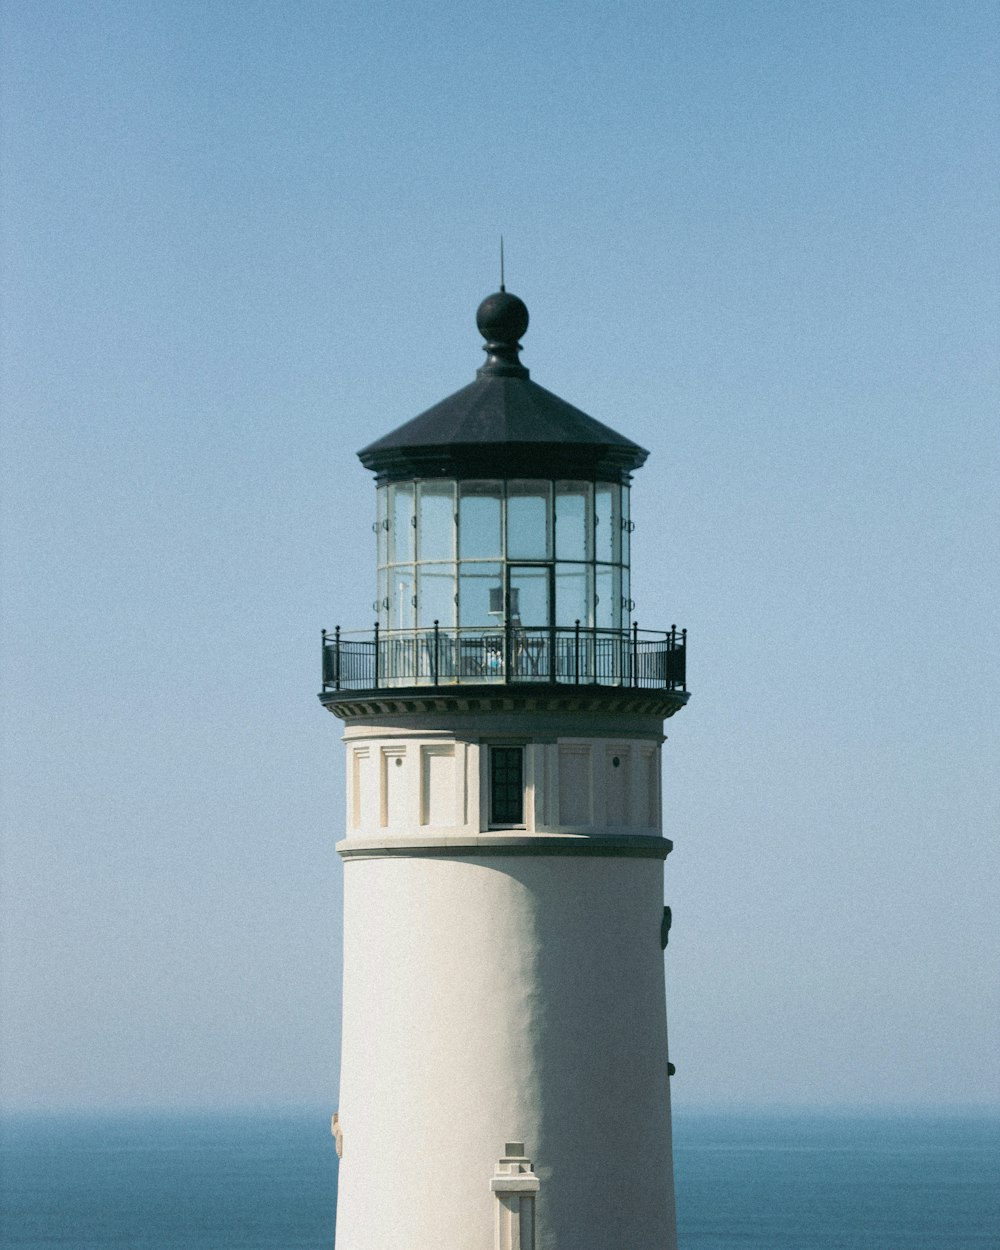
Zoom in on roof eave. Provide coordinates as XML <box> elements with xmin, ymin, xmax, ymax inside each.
<box><xmin>357</xmin><ymin>440</ymin><xmax>648</xmax><ymax>484</ymax></box>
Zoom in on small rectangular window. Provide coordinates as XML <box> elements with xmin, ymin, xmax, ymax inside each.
<box><xmin>490</xmin><ymin>746</ymin><xmax>524</xmax><ymax>826</ymax></box>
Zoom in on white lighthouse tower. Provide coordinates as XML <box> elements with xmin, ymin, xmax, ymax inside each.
<box><xmin>321</xmin><ymin>287</ymin><xmax>689</xmax><ymax>1250</ymax></box>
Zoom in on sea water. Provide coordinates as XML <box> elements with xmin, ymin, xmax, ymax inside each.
<box><xmin>1</xmin><ymin>1110</ymin><xmax>997</xmax><ymax>1248</ymax></box>
<box><xmin>0</xmin><ymin>1113</ymin><xmax>336</xmax><ymax>1249</ymax></box>
<box><xmin>673</xmin><ymin>1111</ymin><xmax>998</xmax><ymax>1249</ymax></box>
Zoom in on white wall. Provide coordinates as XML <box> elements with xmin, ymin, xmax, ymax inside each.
<box><xmin>335</xmin><ymin>852</ymin><xmax>676</xmax><ymax>1250</ymax></box>
<box><xmin>342</xmin><ymin>726</ymin><xmax>664</xmax><ymax>839</ymax></box>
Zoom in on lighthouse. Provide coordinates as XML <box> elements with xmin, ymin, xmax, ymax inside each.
<box><xmin>320</xmin><ymin>287</ymin><xmax>689</xmax><ymax>1250</ymax></box>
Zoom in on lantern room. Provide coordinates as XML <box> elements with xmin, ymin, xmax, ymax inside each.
<box><xmin>371</xmin><ymin>475</ymin><xmax>632</xmax><ymax>633</ymax></box>
<box><xmin>322</xmin><ymin>289</ymin><xmax>686</xmax><ymax>694</ymax></box>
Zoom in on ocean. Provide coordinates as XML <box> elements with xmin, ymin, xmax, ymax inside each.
<box><xmin>1</xmin><ymin>1110</ymin><xmax>996</xmax><ymax>1248</ymax></box>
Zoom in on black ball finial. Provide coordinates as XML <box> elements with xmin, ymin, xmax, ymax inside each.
<box><xmin>475</xmin><ymin>290</ymin><xmax>529</xmax><ymax>377</ymax></box>
<box><xmin>476</xmin><ymin>291</ymin><xmax>529</xmax><ymax>344</ymax></box>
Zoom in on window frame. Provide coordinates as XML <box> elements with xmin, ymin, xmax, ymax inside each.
<box><xmin>487</xmin><ymin>743</ymin><xmax>526</xmax><ymax>829</ymax></box>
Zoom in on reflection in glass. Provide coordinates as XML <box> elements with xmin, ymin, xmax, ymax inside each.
<box><xmin>509</xmin><ymin>566</ymin><xmax>549</xmax><ymax>627</ymax></box>
<box><xmin>459</xmin><ymin>562</ymin><xmax>502</xmax><ymax>627</ymax></box>
<box><xmin>417</xmin><ymin>564</ymin><xmax>456</xmax><ymax>627</ymax></box>
<box><xmin>390</xmin><ymin>567</ymin><xmax>414</xmax><ymax>629</ymax></box>
<box><xmin>556</xmin><ymin>563</ymin><xmax>589</xmax><ymax>626</ymax></box>
<box><xmin>458</xmin><ymin>482</ymin><xmax>502</xmax><ymax>559</ymax></box>
<box><xmin>555</xmin><ymin>482</ymin><xmax>590</xmax><ymax>560</ymax></box>
<box><xmin>507</xmin><ymin>482</ymin><xmax>550</xmax><ymax>559</ymax></box>
<box><xmin>595</xmin><ymin>484</ymin><xmax>617</xmax><ymax>564</ymax></box>
<box><xmin>390</xmin><ymin>484</ymin><xmax>415</xmax><ymax>564</ymax></box>
<box><xmin>418</xmin><ymin>483</ymin><xmax>455</xmax><ymax>561</ymax></box>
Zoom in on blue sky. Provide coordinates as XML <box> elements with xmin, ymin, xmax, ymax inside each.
<box><xmin>1</xmin><ymin>0</ymin><xmax>997</xmax><ymax>1112</ymax></box>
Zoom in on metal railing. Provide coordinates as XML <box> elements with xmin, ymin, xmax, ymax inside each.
<box><xmin>321</xmin><ymin>622</ymin><xmax>687</xmax><ymax>693</ymax></box>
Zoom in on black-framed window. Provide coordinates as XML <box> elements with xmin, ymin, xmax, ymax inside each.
<box><xmin>490</xmin><ymin>746</ymin><xmax>524</xmax><ymax>826</ymax></box>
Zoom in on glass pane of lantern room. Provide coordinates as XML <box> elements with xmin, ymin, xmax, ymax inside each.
<box><xmin>418</xmin><ymin>482</ymin><xmax>455</xmax><ymax>562</ymax></box>
<box><xmin>507</xmin><ymin>482</ymin><xmax>550</xmax><ymax>559</ymax></box>
<box><xmin>621</xmin><ymin>485</ymin><xmax>631</xmax><ymax>566</ymax></box>
<box><xmin>555</xmin><ymin>482</ymin><xmax>591</xmax><ymax>560</ymax></box>
<box><xmin>458</xmin><ymin>482</ymin><xmax>502</xmax><ymax>559</ymax></box>
<box><xmin>417</xmin><ymin>564</ymin><xmax>456</xmax><ymax>627</ymax></box>
<box><xmin>595</xmin><ymin>566</ymin><xmax>616</xmax><ymax>628</ymax></box>
<box><xmin>595</xmin><ymin>484</ymin><xmax>618</xmax><ymax>564</ymax></box>
<box><xmin>458</xmin><ymin>563</ymin><xmax>503</xmax><ymax>628</ymax></box>
<box><xmin>556</xmin><ymin>563</ymin><xmax>589</xmax><ymax>626</ymax></box>
<box><xmin>376</xmin><ymin>486</ymin><xmax>389</xmax><ymax>567</ymax></box>
<box><xmin>508</xmin><ymin>566</ymin><xmax>550</xmax><ymax>628</ymax></box>
<box><xmin>390</xmin><ymin>567</ymin><xmax>414</xmax><ymax>630</ymax></box>
<box><xmin>390</xmin><ymin>484</ymin><xmax>415</xmax><ymax>564</ymax></box>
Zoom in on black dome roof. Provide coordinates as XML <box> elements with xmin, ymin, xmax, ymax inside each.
<box><xmin>357</xmin><ymin>290</ymin><xmax>648</xmax><ymax>483</ymax></box>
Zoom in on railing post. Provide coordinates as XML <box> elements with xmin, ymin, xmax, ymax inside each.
<box><xmin>574</xmin><ymin>619</ymin><xmax>580</xmax><ymax>684</ymax></box>
<box><xmin>681</xmin><ymin>627</ymin><xmax>687</xmax><ymax>691</ymax></box>
<box><xmin>632</xmin><ymin>620</ymin><xmax>639</xmax><ymax>687</ymax></box>
<box><xmin>504</xmin><ymin>616</ymin><xmax>511</xmax><ymax>684</ymax></box>
<box><xmin>321</xmin><ymin>628</ymin><xmax>327</xmax><ymax>691</ymax></box>
<box><xmin>433</xmin><ymin>619</ymin><xmax>440</xmax><ymax>686</ymax></box>
<box><xmin>334</xmin><ymin>624</ymin><xmax>341</xmax><ymax>691</ymax></box>
<box><xmin>373</xmin><ymin>620</ymin><xmax>380</xmax><ymax>688</ymax></box>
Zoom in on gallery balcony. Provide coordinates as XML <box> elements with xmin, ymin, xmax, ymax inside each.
<box><xmin>320</xmin><ymin>622</ymin><xmax>687</xmax><ymax>696</ymax></box>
